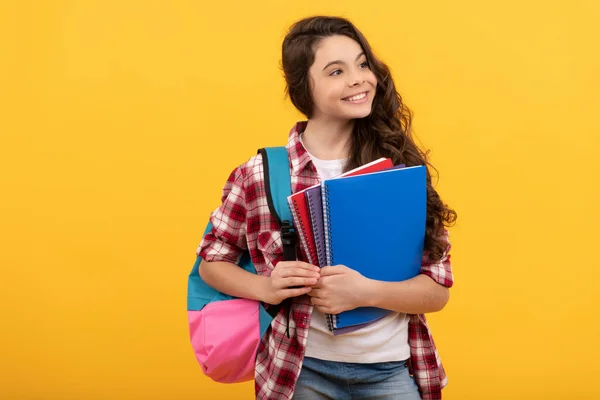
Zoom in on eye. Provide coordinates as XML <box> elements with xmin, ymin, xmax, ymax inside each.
<box><xmin>359</xmin><ymin>61</ymin><xmax>369</xmax><ymax>69</ymax></box>
<box><xmin>330</xmin><ymin>69</ymin><xmax>342</xmax><ymax>76</ymax></box>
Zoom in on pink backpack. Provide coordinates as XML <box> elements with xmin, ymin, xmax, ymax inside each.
<box><xmin>187</xmin><ymin>147</ymin><xmax>296</xmax><ymax>383</ymax></box>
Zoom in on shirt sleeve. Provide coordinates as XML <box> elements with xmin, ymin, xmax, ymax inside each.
<box><xmin>197</xmin><ymin>165</ymin><xmax>248</xmax><ymax>264</ymax></box>
<box><xmin>420</xmin><ymin>229</ymin><xmax>454</xmax><ymax>288</ymax></box>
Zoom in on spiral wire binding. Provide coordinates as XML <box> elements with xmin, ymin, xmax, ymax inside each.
<box><xmin>322</xmin><ymin>184</ymin><xmax>338</xmax><ymax>332</ymax></box>
<box><xmin>306</xmin><ymin>194</ymin><xmax>326</xmax><ymax>267</ymax></box>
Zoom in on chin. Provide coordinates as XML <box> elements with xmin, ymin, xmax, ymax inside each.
<box><xmin>342</xmin><ymin>106</ymin><xmax>373</xmax><ymax>120</ymax></box>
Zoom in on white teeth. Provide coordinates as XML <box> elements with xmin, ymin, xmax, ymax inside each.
<box><xmin>344</xmin><ymin>92</ymin><xmax>367</xmax><ymax>101</ymax></box>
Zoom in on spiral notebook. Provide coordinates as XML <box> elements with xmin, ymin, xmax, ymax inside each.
<box><xmin>305</xmin><ymin>164</ymin><xmax>406</xmax><ymax>335</ymax></box>
<box><xmin>304</xmin><ymin>185</ymin><xmax>327</xmax><ymax>268</ymax></box>
<box><xmin>287</xmin><ymin>186</ymin><xmax>319</xmax><ymax>265</ymax></box>
<box><xmin>289</xmin><ymin>158</ymin><xmax>394</xmax><ymax>267</ymax></box>
<box><xmin>305</xmin><ymin>161</ymin><xmax>406</xmax><ymax>269</ymax></box>
<box><xmin>321</xmin><ymin>165</ymin><xmax>427</xmax><ymax>332</ymax></box>
<box><xmin>302</xmin><ymin>158</ymin><xmax>395</xmax><ymax>333</ymax></box>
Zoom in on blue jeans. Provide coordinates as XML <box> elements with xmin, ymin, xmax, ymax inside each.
<box><xmin>292</xmin><ymin>357</ymin><xmax>422</xmax><ymax>400</ymax></box>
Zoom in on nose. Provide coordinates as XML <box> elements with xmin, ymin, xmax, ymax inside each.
<box><xmin>349</xmin><ymin>77</ymin><xmax>365</xmax><ymax>87</ymax></box>
<box><xmin>348</xmin><ymin>69</ymin><xmax>365</xmax><ymax>87</ymax></box>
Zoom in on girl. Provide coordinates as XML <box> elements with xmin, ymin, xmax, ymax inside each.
<box><xmin>199</xmin><ymin>16</ymin><xmax>457</xmax><ymax>400</ymax></box>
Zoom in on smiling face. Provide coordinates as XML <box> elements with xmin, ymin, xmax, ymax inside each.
<box><xmin>308</xmin><ymin>35</ymin><xmax>378</xmax><ymax>123</ymax></box>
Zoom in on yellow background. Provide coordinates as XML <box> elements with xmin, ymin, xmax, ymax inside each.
<box><xmin>1</xmin><ymin>0</ymin><xmax>599</xmax><ymax>399</ymax></box>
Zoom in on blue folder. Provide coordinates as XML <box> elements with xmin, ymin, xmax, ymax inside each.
<box><xmin>321</xmin><ymin>165</ymin><xmax>427</xmax><ymax>331</ymax></box>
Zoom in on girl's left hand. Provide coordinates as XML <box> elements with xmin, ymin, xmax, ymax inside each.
<box><xmin>307</xmin><ymin>265</ymin><xmax>370</xmax><ymax>314</ymax></box>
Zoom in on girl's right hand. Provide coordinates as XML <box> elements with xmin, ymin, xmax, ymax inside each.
<box><xmin>262</xmin><ymin>261</ymin><xmax>321</xmax><ymax>305</ymax></box>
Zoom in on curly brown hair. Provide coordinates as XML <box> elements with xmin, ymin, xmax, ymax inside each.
<box><xmin>282</xmin><ymin>16</ymin><xmax>457</xmax><ymax>262</ymax></box>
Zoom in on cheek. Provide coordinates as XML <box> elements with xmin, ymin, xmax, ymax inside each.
<box><xmin>366</xmin><ymin>71</ymin><xmax>378</xmax><ymax>89</ymax></box>
<box><xmin>313</xmin><ymin>83</ymin><xmax>343</xmax><ymax>110</ymax></box>
<box><xmin>310</xmin><ymin>85</ymin><xmax>326</xmax><ymax>111</ymax></box>
<box><xmin>327</xmin><ymin>87</ymin><xmax>345</xmax><ymax>104</ymax></box>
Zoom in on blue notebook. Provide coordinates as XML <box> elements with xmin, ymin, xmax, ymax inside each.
<box><xmin>321</xmin><ymin>165</ymin><xmax>426</xmax><ymax>332</ymax></box>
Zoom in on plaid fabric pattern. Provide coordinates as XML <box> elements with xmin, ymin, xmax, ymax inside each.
<box><xmin>198</xmin><ymin>121</ymin><xmax>453</xmax><ymax>400</ymax></box>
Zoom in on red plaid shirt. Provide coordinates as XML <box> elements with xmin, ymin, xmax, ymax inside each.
<box><xmin>199</xmin><ymin>122</ymin><xmax>454</xmax><ymax>400</ymax></box>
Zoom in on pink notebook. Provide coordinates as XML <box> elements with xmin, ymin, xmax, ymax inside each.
<box><xmin>287</xmin><ymin>184</ymin><xmax>320</xmax><ymax>265</ymax></box>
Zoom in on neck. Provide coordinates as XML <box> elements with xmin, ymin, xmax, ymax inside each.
<box><xmin>301</xmin><ymin>118</ymin><xmax>354</xmax><ymax>160</ymax></box>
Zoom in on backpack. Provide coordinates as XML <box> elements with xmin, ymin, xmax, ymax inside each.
<box><xmin>187</xmin><ymin>147</ymin><xmax>297</xmax><ymax>383</ymax></box>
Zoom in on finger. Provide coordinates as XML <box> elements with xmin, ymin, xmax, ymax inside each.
<box><xmin>279</xmin><ymin>267</ymin><xmax>320</xmax><ymax>279</ymax></box>
<box><xmin>317</xmin><ymin>306</ymin><xmax>336</xmax><ymax>314</ymax></box>
<box><xmin>310</xmin><ymin>297</ymin><xmax>326</xmax><ymax>306</ymax></box>
<box><xmin>280</xmin><ymin>276</ymin><xmax>318</xmax><ymax>288</ymax></box>
<box><xmin>293</xmin><ymin>261</ymin><xmax>321</xmax><ymax>271</ymax></box>
<box><xmin>279</xmin><ymin>286</ymin><xmax>312</xmax><ymax>299</ymax></box>
<box><xmin>316</xmin><ymin>306</ymin><xmax>328</xmax><ymax>314</ymax></box>
<box><xmin>307</xmin><ymin>288</ymin><xmax>321</xmax><ymax>297</ymax></box>
<box><xmin>279</xmin><ymin>261</ymin><xmax>320</xmax><ymax>273</ymax></box>
<box><xmin>310</xmin><ymin>298</ymin><xmax>333</xmax><ymax>314</ymax></box>
<box><xmin>320</xmin><ymin>266</ymin><xmax>347</xmax><ymax>276</ymax></box>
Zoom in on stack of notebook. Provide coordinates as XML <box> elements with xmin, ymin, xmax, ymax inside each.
<box><xmin>287</xmin><ymin>158</ymin><xmax>427</xmax><ymax>335</ymax></box>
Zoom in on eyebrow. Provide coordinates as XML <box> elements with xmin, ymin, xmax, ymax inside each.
<box><xmin>322</xmin><ymin>52</ymin><xmax>366</xmax><ymax>71</ymax></box>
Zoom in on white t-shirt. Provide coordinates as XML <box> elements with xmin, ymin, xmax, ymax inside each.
<box><xmin>299</xmin><ymin>135</ymin><xmax>411</xmax><ymax>363</ymax></box>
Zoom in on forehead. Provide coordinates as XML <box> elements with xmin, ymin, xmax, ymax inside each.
<box><xmin>312</xmin><ymin>35</ymin><xmax>364</xmax><ymax>66</ymax></box>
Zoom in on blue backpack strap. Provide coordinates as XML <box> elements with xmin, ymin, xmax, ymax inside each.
<box><xmin>258</xmin><ymin>147</ymin><xmax>298</xmax><ymax>336</ymax></box>
<box><xmin>257</xmin><ymin>147</ymin><xmax>296</xmax><ymax>262</ymax></box>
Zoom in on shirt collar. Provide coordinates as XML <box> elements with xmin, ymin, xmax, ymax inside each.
<box><xmin>285</xmin><ymin>121</ymin><xmax>314</xmax><ymax>176</ymax></box>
